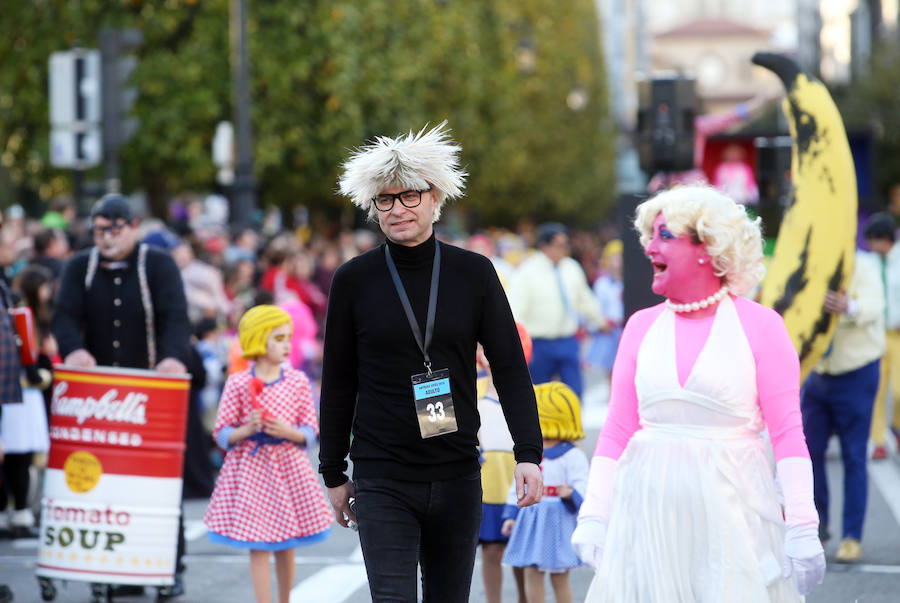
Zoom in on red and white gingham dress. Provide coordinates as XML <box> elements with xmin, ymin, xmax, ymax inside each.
<box><xmin>204</xmin><ymin>368</ymin><xmax>332</xmax><ymax>546</ymax></box>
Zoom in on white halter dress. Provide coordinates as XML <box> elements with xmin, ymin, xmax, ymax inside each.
<box><xmin>586</xmin><ymin>296</ymin><xmax>801</xmax><ymax>602</ymax></box>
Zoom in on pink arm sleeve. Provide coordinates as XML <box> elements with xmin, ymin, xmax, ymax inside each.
<box><xmin>592</xmin><ymin>306</ymin><xmax>663</xmax><ymax>459</ymax></box>
<box><xmin>734</xmin><ymin>298</ymin><xmax>810</xmax><ymax>460</ymax></box>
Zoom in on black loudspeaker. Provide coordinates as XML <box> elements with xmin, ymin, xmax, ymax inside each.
<box><xmin>637</xmin><ymin>76</ymin><xmax>697</xmax><ymax>174</ymax></box>
<box><xmin>619</xmin><ymin>194</ymin><xmax>664</xmax><ymax>321</ymax></box>
<box><xmin>754</xmin><ymin>136</ymin><xmax>793</xmax><ymax>239</ymax></box>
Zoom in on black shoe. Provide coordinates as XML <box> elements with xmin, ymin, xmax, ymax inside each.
<box><xmin>0</xmin><ymin>584</ymin><xmax>13</xmax><ymax>603</ymax></box>
<box><xmin>9</xmin><ymin>525</ymin><xmax>39</xmax><ymax>539</ymax></box>
<box><xmin>110</xmin><ymin>584</ymin><xmax>146</xmax><ymax>596</ymax></box>
<box><xmin>157</xmin><ymin>573</ymin><xmax>184</xmax><ymax>599</ymax></box>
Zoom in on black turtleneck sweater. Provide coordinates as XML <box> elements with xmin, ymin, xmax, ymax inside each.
<box><xmin>318</xmin><ymin>234</ymin><xmax>542</xmax><ymax>487</ymax></box>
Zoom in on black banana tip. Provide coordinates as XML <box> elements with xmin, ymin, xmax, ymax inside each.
<box><xmin>752</xmin><ymin>52</ymin><xmax>802</xmax><ymax>90</ymax></box>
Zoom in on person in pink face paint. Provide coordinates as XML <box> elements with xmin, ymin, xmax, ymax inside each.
<box><xmin>571</xmin><ymin>185</ymin><xmax>826</xmax><ymax>602</ymax></box>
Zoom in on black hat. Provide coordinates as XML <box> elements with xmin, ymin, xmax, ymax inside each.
<box><xmin>864</xmin><ymin>212</ymin><xmax>896</xmax><ymax>242</ymax></box>
<box><xmin>536</xmin><ymin>222</ymin><xmax>568</xmax><ymax>246</ymax></box>
<box><xmin>90</xmin><ymin>194</ymin><xmax>134</xmax><ymax>222</ymax></box>
<box><xmin>194</xmin><ymin>317</ymin><xmax>219</xmax><ymax>339</ymax></box>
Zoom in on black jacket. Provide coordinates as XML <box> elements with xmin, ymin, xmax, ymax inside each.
<box><xmin>52</xmin><ymin>244</ymin><xmax>191</xmax><ymax>369</ymax></box>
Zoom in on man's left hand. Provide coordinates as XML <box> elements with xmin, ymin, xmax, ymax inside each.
<box><xmin>155</xmin><ymin>357</ymin><xmax>187</xmax><ymax>374</ymax></box>
<box><xmin>514</xmin><ymin>462</ymin><xmax>542</xmax><ymax>508</ymax></box>
<box><xmin>824</xmin><ymin>291</ymin><xmax>849</xmax><ymax>314</ymax></box>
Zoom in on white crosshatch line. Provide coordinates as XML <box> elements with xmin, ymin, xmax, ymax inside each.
<box><xmin>290</xmin><ymin>545</ymin><xmax>367</xmax><ymax>603</ymax></box>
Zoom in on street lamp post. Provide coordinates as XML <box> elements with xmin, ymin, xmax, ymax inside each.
<box><xmin>230</xmin><ymin>0</ymin><xmax>256</xmax><ymax>228</ymax></box>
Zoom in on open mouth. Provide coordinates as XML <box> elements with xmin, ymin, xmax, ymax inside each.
<box><xmin>652</xmin><ymin>262</ymin><xmax>667</xmax><ymax>274</ymax></box>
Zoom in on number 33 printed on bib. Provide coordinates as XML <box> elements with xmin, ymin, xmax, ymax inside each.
<box><xmin>412</xmin><ymin>368</ymin><xmax>458</xmax><ymax>438</ymax></box>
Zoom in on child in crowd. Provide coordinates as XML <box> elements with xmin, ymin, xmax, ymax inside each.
<box><xmin>476</xmin><ymin>322</ymin><xmax>532</xmax><ymax>603</ymax></box>
<box><xmin>586</xmin><ymin>239</ymin><xmax>624</xmax><ymax>380</ymax></box>
<box><xmin>1</xmin><ymin>265</ymin><xmax>53</xmax><ymax>537</ymax></box>
<box><xmin>204</xmin><ymin>305</ymin><xmax>332</xmax><ymax>603</ymax></box>
<box><xmin>501</xmin><ymin>381</ymin><xmax>589</xmax><ymax>603</ymax></box>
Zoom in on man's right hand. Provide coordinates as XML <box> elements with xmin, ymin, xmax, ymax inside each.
<box><xmin>64</xmin><ymin>349</ymin><xmax>97</xmax><ymax>367</ymax></box>
<box><xmin>327</xmin><ymin>481</ymin><xmax>356</xmax><ymax>528</ymax></box>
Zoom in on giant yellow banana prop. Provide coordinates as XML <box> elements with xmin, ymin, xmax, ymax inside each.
<box><xmin>753</xmin><ymin>52</ymin><xmax>857</xmax><ymax>380</ymax></box>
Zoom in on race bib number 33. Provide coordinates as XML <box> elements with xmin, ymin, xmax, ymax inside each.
<box><xmin>411</xmin><ymin>368</ymin><xmax>458</xmax><ymax>439</ymax></box>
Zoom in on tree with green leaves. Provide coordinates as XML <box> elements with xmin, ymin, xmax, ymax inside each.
<box><xmin>836</xmin><ymin>36</ymin><xmax>900</xmax><ymax>200</ymax></box>
<box><xmin>0</xmin><ymin>0</ymin><xmax>614</xmax><ymax>228</ymax></box>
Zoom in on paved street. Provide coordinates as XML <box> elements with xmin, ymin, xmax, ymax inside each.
<box><xmin>2</xmin><ymin>376</ymin><xmax>899</xmax><ymax>602</ymax></box>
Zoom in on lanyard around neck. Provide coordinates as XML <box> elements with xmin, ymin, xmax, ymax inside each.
<box><xmin>384</xmin><ymin>242</ymin><xmax>441</xmax><ymax>374</ymax></box>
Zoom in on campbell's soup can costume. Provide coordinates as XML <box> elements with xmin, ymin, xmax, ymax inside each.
<box><xmin>36</xmin><ymin>365</ymin><xmax>189</xmax><ymax>586</ymax></box>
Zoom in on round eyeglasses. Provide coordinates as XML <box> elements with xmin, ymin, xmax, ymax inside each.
<box><xmin>91</xmin><ymin>223</ymin><xmax>127</xmax><ymax>238</ymax></box>
<box><xmin>372</xmin><ymin>187</ymin><xmax>432</xmax><ymax>212</ymax></box>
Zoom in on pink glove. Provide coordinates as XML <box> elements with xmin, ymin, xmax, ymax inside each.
<box><xmin>777</xmin><ymin>457</ymin><xmax>825</xmax><ymax>595</ymax></box>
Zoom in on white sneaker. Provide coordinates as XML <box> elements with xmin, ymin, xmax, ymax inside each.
<box><xmin>10</xmin><ymin>508</ymin><xmax>34</xmax><ymax>528</ymax></box>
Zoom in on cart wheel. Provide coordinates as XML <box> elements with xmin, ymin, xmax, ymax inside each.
<box><xmin>89</xmin><ymin>583</ymin><xmax>113</xmax><ymax>603</ymax></box>
<box><xmin>37</xmin><ymin>576</ymin><xmax>57</xmax><ymax>601</ymax></box>
<box><xmin>155</xmin><ymin>587</ymin><xmax>170</xmax><ymax>603</ymax></box>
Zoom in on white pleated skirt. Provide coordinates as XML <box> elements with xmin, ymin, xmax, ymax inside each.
<box><xmin>585</xmin><ymin>428</ymin><xmax>802</xmax><ymax>603</ymax></box>
<box><xmin>0</xmin><ymin>387</ymin><xmax>50</xmax><ymax>454</ymax></box>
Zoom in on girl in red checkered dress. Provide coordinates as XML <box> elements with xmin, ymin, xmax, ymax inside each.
<box><xmin>205</xmin><ymin>305</ymin><xmax>332</xmax><ymax>603</ymax></box>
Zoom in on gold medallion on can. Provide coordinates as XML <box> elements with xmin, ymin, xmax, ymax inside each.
<box><xmin>63</xmin><ymin>451</ymin><xmax>103</xmax><ymax>493</ymax></box>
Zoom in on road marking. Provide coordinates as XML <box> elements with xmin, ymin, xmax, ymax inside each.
<box><xmin>868</xmin><ymin>460</ymin><xmax>900</xmax><ymax>528</ymax></box>
<box><xmin>856</xmin><ymin>564</ymin><xmax>900</xmax><ymax>574</ymax></box>
<box><xmin>348</xmin><ymin>544</ymin><xmax>363</xmax><ymax>562</ymax></box>
<box><xmin>289</xmin><ymin>563</ymin><xmax>368</xmax><ymax>602</ymax></box>
<box><xmin>0</xmin><ymin>553</ymin><xmax>361</xmax><ymax>566</ymax></box>
<box><xmin>184</xmin><ymin>520</ymin><xmax>208</xmax><ymax>542</ymax></box>
<box><xmin>827</xmin><ymin>563</ymin><xmax>900</xmax><ymax>574</ymax></box>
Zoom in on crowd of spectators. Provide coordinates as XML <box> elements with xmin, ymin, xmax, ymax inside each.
<box><xmin>0</xmin><ymin>192</ymin><xmax>622</xmax><ymax>528</ymax></box>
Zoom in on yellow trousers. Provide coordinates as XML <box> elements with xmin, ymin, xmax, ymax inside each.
<box><xmin>870</xmin><ymin>330</ymin><xmax>900</xmax><ymax>445</ymax></box>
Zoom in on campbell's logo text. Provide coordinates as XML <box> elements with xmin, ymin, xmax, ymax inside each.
<box><xmin>51</xmin><ymin>382</ymin><xmax>148</xmax><ymax>426</ymax></box>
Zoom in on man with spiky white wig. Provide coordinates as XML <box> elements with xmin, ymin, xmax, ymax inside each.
<box><xmin>318</xmin><ymin>122</ymin><xmax>544</xmax><ymax>602</ymax></box>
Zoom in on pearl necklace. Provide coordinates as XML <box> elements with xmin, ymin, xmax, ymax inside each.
<box><xmin>665</xmin><ymin>285</ymin><xmax>729</xmax><ymax>313</ymax></box>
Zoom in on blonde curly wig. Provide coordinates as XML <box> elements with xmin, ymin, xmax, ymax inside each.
<box><xmin>338</xmin><ymin>121</ymin><xmax>467</xmax><ymax>222</ymax></box>
<box><xmin>634</xmin><ymin>185</ymin><xmax>765</xmax><ymax>295</ymax></box>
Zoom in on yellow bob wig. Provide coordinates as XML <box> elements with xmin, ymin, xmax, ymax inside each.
<box><xmin>238</xmin><ymin>305</ymin><xmax>292</xmax><ymax>360</ymax></box>
<box><xmin>534</xmin><ymin>381</ymin><xmax>584</xmax><ymax>442</ymax></box>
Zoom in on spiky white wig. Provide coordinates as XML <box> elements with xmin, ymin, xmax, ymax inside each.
<box><xmin>338</xmin><ymin>121</ymin><xmax>467</xmax><ymax>222</ymax></box>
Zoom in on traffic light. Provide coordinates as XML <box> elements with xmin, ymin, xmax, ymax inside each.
<box><xmin>636</xmin><ymin>76</ymin><xmax>697</xmax><ymax>174</ymax></box>
<box><xmin>48</xmin><ymin>49</ymin><xmax>102</xmax><ymax>168</ymax></box>
<box><xmin>99</xmin><ymin>27</ymin><xmax>143</xmax><ymax>176</ymax></box>
<box><xmin>99</xmin><ymin>28</ymin><xmax>142</xmax><ymax>149</ymax></box>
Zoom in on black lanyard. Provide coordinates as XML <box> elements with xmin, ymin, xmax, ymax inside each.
<box><xmin>384</xmin><ymin>242</ymin><xmax>441</xmax><ymax>374</ymax></box>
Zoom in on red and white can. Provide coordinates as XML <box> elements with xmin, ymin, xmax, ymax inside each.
<box><xmin>36</xmin><ymin>365</ymin><xmax>189</xmax><ymax>586</ymax></box>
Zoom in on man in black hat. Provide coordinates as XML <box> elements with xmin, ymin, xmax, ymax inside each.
<box><xmin>52</xmin><ymin>194</ymin><xmax>190</xmax><ymax>373</ymax></box>
<box><xmin>51</xmin><ymin>193</ymin><xmax>191</xmax><ymax>598</ymax></box>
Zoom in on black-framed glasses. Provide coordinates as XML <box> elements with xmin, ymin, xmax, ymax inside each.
<box><xmin>91</xmin><ymin>222</ymin><xmax>127</xmax><ymax>238</ymax></box>
<box><xmin>372</xmin><ymin>187</ymin><xmax>432</xmax><ymax>212</ymax></box>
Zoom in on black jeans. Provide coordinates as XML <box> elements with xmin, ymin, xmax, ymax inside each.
<box><xmin>353</xmin><ymin>473</ymin><xmax>483</xmax><ymax>603</ymax></box>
